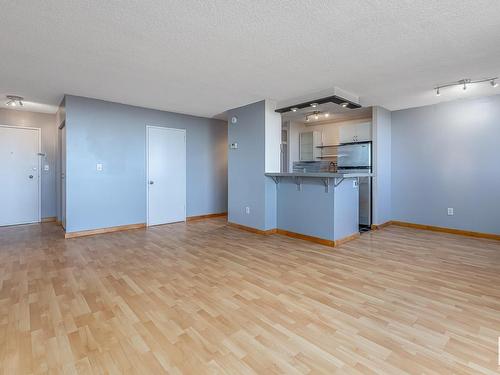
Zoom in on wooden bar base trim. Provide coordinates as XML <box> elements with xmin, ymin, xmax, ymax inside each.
<box><xmin>277</xmin><ymin>230</ymin><xmax>361</xmax><ymax>247</ymax></box>
<box><xmin>389</xmin><ymin>221</ymin><xmax>500</xmax><ymax>241</ymax></box>
<box><xmin>41</xmin><ymin>216</ymin><xmax>57</xmax><ymax>223</ymax></box>
<box><xmin>228</xmin><ymin>222</ymin><xmax>277</xmax><ymax>235</ymax></box>
<box><xmin>229</xmin><ymin>223</ymin><xmax>361</xmax><ymax>248</ymax></box>
<box><xmin>187</xmin><ymin>212</ymin><xmax>227</xmax><ymax>222</ymax></box>
<box><xmin>65</xmin><ymin>223</ymin><xmax>146</xmax><ymax>239</ymax></box>
<box><xmin>371</xmin><ymin>221</ymin><xmax>391</xmax><ymax>230</ymax></box>
<box><xmin>334</xmin><ymin>232</ymin><xmax>361</xmax><ymax>246</ymax></box>
<box><xmin>276</xmin><ymin>229</ymin><xmax>335</xmax><ymax>247</ymax></box>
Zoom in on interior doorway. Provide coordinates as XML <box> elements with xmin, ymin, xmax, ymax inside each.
<box><xmin>146</xmin><ymin>126</ymin><xmax>186</xmax><ymax>226</ymax></box>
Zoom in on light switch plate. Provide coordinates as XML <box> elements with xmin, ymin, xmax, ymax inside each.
<box><xmin>96</xmin><ymin>163</ymin><xmax>103</xmax><ymax>171</ymax></box>
<box><xmin>230</xmin><ymin>143</ymin><xmax>238</xmax><ymax>149</ymax></box>
<box><xmin>447</xmin><ymin>208</ymin><xmax>454</xmax><ymax>216</ymax></box>
<box><xmin>44</xmin><ymin>165</ymin><xmax>49</xmax><ymax>171</ymax></box>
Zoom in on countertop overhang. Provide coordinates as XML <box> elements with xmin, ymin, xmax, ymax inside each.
<box><xmin>265</xmin><ymin>172</ymin><xmax>373</xmax><ymax>178</ymax></box>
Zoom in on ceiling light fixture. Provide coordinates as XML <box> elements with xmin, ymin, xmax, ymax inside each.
<box><xmin>434</xmin><ymin>77</ymin><xmax>497</xmax><ymax>96</ymax></box>
<box><xmin>310</xmin><ymin>103</ymin><xmax>318</xmax><ymax>108</ymax></box>
<box><xmin>291</xmin><ymin>107</ymin><xmax>298</xmax><ymax>112</ymax></box>
<box><xmin>6</xmin><ymin>95</ymin><xmax>24</xmax><ymax>107</ymax></box>
<box><xmin>340</xmin><ymin>102</ymin><xmax>349</xmax><ymax>108</ymax></box>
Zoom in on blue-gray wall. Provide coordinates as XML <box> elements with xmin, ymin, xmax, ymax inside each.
<box><xmin>64</xmin><ymin>95</ymin><xmax>227</xmax><ymax>233</ymax></box>
<box><xmin>0</xmin><ymin>108</ymin><xmax>57</xmax><ymax>219</ymax></box>
<box><xmin>227</xmin><ymin>100</ymin><xmax>278</xmax><ymax>231</ymax></box>
<box><xmin>391</xmin><ymin>94</ymin><xmax>500</xmax><ymax>235</ymax></box>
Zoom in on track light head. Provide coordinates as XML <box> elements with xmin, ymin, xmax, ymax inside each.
<box><xmin>6</xmin><ymin>95</ymin><xmax>24</xmax><ymax>107</ymax></box>
<box><xmin>492</xmin><ymin>79</ymin><xmax>498</xmax><ymax>88</ymax></box>
<box><xmin>436</xmin><ymin>88</ymin><xmax>440</xmax><ymax>96</ymax></box>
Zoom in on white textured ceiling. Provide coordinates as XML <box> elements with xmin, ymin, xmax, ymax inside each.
<box><xmin>1</xmin><ymin>1</ymin><xmax>499</xmax><ymax>116</ymax></box>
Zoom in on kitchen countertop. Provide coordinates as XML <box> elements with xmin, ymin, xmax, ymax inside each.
<box><xmin>265</xmin><ymin>172</ymin><xmax>373</xmax><ymax>178</ymax></box>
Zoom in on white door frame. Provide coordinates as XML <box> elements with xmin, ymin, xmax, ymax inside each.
<box><xmin>0</xmin><ymin>124</ymin><xmax>42</xmax><ymax>224</ymax></box>
<box><xmin>146</xmin><ymin>125</ymin><xmax>187</xmax><ymax>226</ymax></box>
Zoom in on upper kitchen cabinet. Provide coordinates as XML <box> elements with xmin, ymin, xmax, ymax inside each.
<box><xmin>299</xmin><ymin>131</ymin><xmax>321</xmax><ymax>161</ymax></box>
<box><xmin>339</xmin><ymin>122</ymin><xmax>371</xmax><ymax>143</ymax></box>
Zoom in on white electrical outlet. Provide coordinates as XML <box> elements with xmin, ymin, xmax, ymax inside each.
<box><xmin>96</xmin><ymin>163</ymin><xmax>103</xmax><ymax>171</ymax></box>
<box><xmin>447</xmin><ymin>208</ymin><xmax>454</xmax><ymax>216</ymax></box>
<box><xmin>245</xmin><ymin>206</ymin><xmax>250</xmax><ymax>214</ymax></box>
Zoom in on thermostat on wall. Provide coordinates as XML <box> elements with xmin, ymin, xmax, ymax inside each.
<box><xmin>231</xmin><ymin>116</ymin><xmax>238</xmax><ymax>124</ymax></box>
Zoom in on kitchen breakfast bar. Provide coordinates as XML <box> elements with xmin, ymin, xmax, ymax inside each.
<box><xmin>266</xmin><ymin>172</ymin><xmax>373</xmax><ymax>246</ymax></box>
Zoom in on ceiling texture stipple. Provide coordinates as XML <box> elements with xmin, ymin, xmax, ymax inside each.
<box><xmin>0</xmin><ymin>0</ymin><xmax>499</xmax><ymax>116</ymax></box>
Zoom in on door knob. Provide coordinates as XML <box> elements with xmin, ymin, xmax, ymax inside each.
<box><xmin>29</xmin><ymin>175</ymin><xmax>34</xmax><ymax>179</ymax></box>
<box><xmin>149</xmin><ymin>180</ymin><xmax>154</xmax><ymax>185</ymax></box>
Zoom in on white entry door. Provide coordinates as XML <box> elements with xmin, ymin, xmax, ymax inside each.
<box><xmin>147</xmin><ymin>126</ymin><xmax>186</xmax><ymax>226</ymax></box>
<box><xmin>0</xmin><ymin>125</ymin><xmax>41</xmax><ymax>226</ymax></box>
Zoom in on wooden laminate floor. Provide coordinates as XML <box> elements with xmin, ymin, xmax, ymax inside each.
<box><xmin>1</xmin><ymin>219</ymin><xmax>499</xmax><ymax>374</ymax></box>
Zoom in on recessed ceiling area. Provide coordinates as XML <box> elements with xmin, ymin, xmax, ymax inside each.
<box><xmin>281</xmin><ymin>102</ymin><xmax>372</xmax><ymax>125</ymax></box>
<box><xmin>1</xmin><ymin>1</ymin><xmax>499</xmax><ymax>117</ymax></box>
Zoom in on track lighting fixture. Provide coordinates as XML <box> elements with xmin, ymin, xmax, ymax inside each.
<box><xmin>291</xmin><ymin>107</ymin><xmax>298</xmax><ymax>112</ymax></box>
<box><xmin>340</xmin><ymin>102</ymin><xmax>349</xmax><ymax>108</ymax></box>
<box><xmin>6</xmin><ymin>95</ymin><xmax>24</xmax><ymax>107</ymax></box>
<box><xmin>434</xmin><ymin>77</ymin><xmax>497</xmax><ymax>96</ymax></box>
<box><xmin>310</xmin><ymin>103</ymin><xmax>318</xmax><ymax>108</ymax></box>
<box><xmin>304</xmin><ymin>111</ymin><xmax>331</xmax><ymax>122</ymax></box>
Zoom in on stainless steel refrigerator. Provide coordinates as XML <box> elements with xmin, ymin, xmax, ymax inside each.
<box><xmin>337</xmin><ymin>142</ymin><xmax>372</xmax><ymax>229</ymax></box>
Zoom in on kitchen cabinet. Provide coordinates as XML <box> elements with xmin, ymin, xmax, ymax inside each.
<box><xmin>339</xmin><ymin>122</ymin><xmax>371</xmax><ymax>143</ymax></box>
<box><xmin>299</xmin><ymin>131</ymin><xmax>321</xmax><ymax>161</ymax></box>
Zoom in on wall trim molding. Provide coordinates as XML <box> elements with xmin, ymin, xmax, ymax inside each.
<box><xmin>187</xmin><ymin>212</ymin><xmax>227</xmax><ymax>222</ymax></box>
<box><xmin>41</xmin><ymin>217</ymin><xmax>57</xmax><ymax>223</ymax></box>
<box><xmin>65</xmin><ymin>223</ymin><xmax>146</xmax><ymax>239</ymax></box>
<box><xmin>378</xmin><ymin>221</ymin><xmax>500</xmax><ymax>241</ymax></box>
<box><xmin>227</xmin><ymin>222</ymin><xmax>277</xmax><ymax>235</ymax></box>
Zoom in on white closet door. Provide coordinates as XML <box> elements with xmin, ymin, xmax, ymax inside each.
<box><xmin>0</xmin><ymin>126</ymin><xmax>40</xmax><ymax>226</ymax></box>
<box><xmin>147</xmin><ymin>126</ymin><xmax>186</xmax><ymax>226</ymax></box>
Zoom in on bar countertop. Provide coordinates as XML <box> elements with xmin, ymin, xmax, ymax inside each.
<box><xmin>265</xmin><ymin>172</ymin><xmax>373</xmax><ymax>178</ymax></box>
